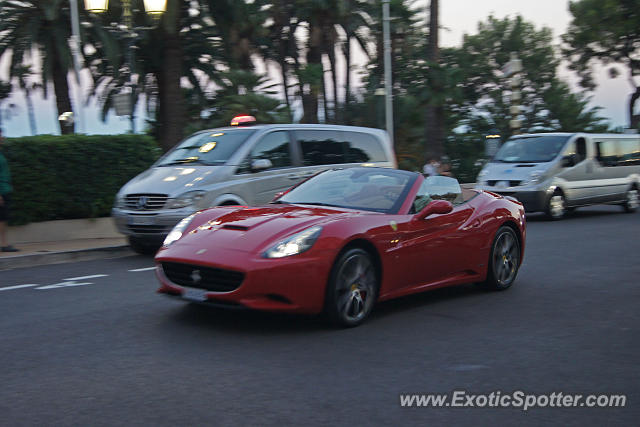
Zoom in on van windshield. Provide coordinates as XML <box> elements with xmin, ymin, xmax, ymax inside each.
<box><xmin>492</xmin><ymin>135</ymin><xmax>570</xmax><ymax>163</ymax></box>
<box><xmin>158</xmin><ymin>129</ymin><xmax>256</xmax><ymax>166</ymax></box>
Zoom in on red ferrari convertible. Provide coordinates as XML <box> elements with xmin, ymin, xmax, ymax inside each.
<box><xmin>155</xmin><ymin>167</ymin><xmax>525</xmax><ymax>326</ymax></box>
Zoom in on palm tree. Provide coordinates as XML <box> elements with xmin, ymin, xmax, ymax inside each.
<box><xmin>12</xmin><ymin>65</ymin><xmax>40</xmax><ymax>135</ymax></box>
<box><xmin>0</xmin><ymin>0</ymin><xmax>78</xmax><ymax>134</ymax></box>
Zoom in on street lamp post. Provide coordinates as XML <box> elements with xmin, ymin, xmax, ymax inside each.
<box><xmin>84</xmin><ymin>0</ymin><xmax>166</xmax><ymax>132</ymax></box>
<box><xmin>382</xmin><ymin>0</ymin><xmax>394</xmax><ymax>147</ymax></box>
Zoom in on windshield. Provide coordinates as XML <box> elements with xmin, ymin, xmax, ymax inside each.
<box><xmin>158</xmin><ymin>129</ymin><xmax>256</xmax><ymax>166</ymax></box>
<box><xmin>493</xmin><ymin>135</ymin><xmax>570</xmax><ymax>163</ymax></box>
<box><xmin>277</xmin><ymin>168</ymin><xmax>417</xmax><ymax>213</ymax></box>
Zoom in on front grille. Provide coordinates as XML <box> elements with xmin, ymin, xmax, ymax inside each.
<box><xmin>128</xmin><ymin>225</ymin><xmax>169</xmax><ymax>234</ymax></box>
<box><xmin>124</xmin><ymin>194</ymin><xmax>169</xmax><ymax>211</ymax></box>
<box><xmin>162</xmin><ymin>262</ymin><xmax>245</xmax><ymax>292</ymax></box>
<box><xmin>487</xmin><ymin>180</ymin><xmax>522</xmax><ymax>187</ymax></box>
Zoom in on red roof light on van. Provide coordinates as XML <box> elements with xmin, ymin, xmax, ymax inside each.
<box><xmin>230</xmin><ymin>115</ymin><xmax>257</xmax><ymax>126</ymax></box>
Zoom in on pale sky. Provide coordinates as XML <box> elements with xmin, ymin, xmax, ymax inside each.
<box><xmin>1</xmin><ymin>0</ymin><xmax>633</xmax><ymax>137</ymax></box>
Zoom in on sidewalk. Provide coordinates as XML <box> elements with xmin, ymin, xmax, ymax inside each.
<box><xmin>0</xmin><ymin>218</ymin><xmax>134</xmax><ymax>271</ymax></box>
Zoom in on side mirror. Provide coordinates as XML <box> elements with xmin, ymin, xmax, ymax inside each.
<box><xmin>251</xmin><ymin>158</ymin><xmax>273</xmax><ymax>172</ymax></box>
<box><xmin>413</xmin><ymin>200</ymin><xmax>453</xmax><ymax>221</ymax></box>
<box><xmin>562</xmin><ymin>154</ymin><xmax>576</xmax><ymax>168</ymax></box>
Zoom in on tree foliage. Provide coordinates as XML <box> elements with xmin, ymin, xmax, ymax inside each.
<box><xmin>563</xmin><ymin>0</ymin><xmax>640</xmax><ymax>129</ymax></box>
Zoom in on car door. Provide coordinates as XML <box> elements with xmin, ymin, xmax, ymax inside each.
<box><xmin>391</xmin><ymin>179</ymin><xmax>477</xmax><ymax>291</ymax></box>
<box><xmin>556</xmin><ymin>137</ymin><xmax>595</xmax><ymax>204</ymax></box>
<box><xmin>235</xmin><ymin>130</ymin><xmax>296</xmax><ymax>205</ymax></box>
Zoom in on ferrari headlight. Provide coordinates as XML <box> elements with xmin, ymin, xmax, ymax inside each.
<box><xmin>163</xmin><ymin>214</ymin><xmax>196</xmax><ymax>247</ymax></box>
<box><xmin>263</xmin><ymin>226</ymin><xmax>322</xmax><ymax>258</ymax></box>
<box><xmin>167</xmin><ymin>191</ymin><xmax>206</xmax><ymax>209</ymax></box>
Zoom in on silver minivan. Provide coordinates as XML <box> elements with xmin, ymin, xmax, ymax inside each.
<box><xmin>112</xmin><ymin>123</ymin><xmax>396</xmax><ymax>252</ymax></box>
<box><xmin>476</xmin><ymin>133</ymin><xmax>640</xmax><ymax>219</ymax></box>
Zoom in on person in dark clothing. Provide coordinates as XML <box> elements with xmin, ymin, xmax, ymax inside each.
<box><xmin>0</xmin><ymin>129</ymin><xmax>18</xmax><ymax>252</ymax></box>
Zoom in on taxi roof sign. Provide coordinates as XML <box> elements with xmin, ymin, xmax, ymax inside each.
<box><xmin>230</xmin><ymin>115</ymin><xmax>257</xmax><ymax>126</ymax></box>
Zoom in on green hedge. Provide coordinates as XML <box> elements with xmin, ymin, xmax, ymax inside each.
<box><xmin>3</xmin><ymin>134</ymin><xmax>161</xmax><ymax>225</ymax></box>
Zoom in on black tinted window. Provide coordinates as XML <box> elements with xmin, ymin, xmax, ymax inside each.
<box><xmin>296</xmin><ymin>130</ymin><xmax>347</xmax><ymax>166</ymax></box>
<box><xmin>345</xmin><ymin>132</ymin><xmax>387</xmax><ymax>163</ymax></box>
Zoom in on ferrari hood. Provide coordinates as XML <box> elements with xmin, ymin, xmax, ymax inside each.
<box><xmin>171</xmin><ymin>205</ymin><xmax>353</xmax><ymax>253</ymax></box>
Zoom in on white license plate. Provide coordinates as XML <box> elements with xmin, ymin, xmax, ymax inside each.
<box><xmin>128</xmin><ymin>215</ymin><xmax>156</xmax><ymax>226</ymax></box>
<box><xmin>182</xmin><ymin>287</ymin><xmax>207</xmax><ymax>302</ymax></box>
<box><xmin>496</xmin><ymin>180</ymin><xmax>510</xmax><ymax>188</ymax></box>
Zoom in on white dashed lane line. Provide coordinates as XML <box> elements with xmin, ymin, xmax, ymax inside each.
<box><xmin>64</xmin><ymin>274</ymin><xmax>109</xmax><ymax>281</ymax></box>
<box><xmin>2</xmin><ymin>267</ymin><xmax>157</xmax><ymax>293</ymax></box>
<box><xmin>0</xmin><ymin>284</ymin><xmax>38</xmax><ymax>292</ymax></box>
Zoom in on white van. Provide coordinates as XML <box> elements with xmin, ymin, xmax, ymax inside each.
<box><xmin>112</xmin><ymin>122</ymin><xmax>397</xmax><ymax>253</ymax></box>
<box><xmin>476</xmin><ymin>133</ymin><xmax>640</xmax><ymax>219</ymax></box>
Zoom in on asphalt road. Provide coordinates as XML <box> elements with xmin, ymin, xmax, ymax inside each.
<box><xmin>1</xmin><ymin>206</ymin><xmax>639</xmax><ymax>426</ymax></box>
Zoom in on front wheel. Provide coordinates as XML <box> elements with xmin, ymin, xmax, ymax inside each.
<box><xmin>483</xmin><ymin>226</ymin><xmax>521</xmax><ymax>291</ymax></box>
<box><xmin>621</xmin><ymin>187</ymin><xmax>639</xmax><ymax>213</ymax></box>
<box><xmin>546</xmin><ymin>191</ymin><xmax>566</xmax><ymax>220</ymax></box>
<box><xmin>325</xmin><ymin>248</ymin><xmax>379</xmax><ymax>327</ymax></box>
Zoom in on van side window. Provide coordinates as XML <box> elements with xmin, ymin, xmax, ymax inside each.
<box><xmin>237</xmin><ymin>131</ymin><xmax>292</xmax><ymax>173</ymax></box>
<box><xmin>297</xmin><ymin>130</ymin><xmax>347</xmax><ymax>166</ymax></box>
<box><xmin>618</xmin><ymin>139</ymin><xmax>640</xmax><ymax>166</ymax></box>
<box><xmin>595</xmin><ymin>140</ymin><xmax>619</xmax><ymax>167</ymax></box>
<box><xmin>345</xmin><ymin>133</ymin><xmax>388</xmax><ymax>163</ymax></box>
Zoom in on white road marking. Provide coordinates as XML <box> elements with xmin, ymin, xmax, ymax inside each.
<box><xmin>64</xmin><ymin>274</ymin><xmax>108</xmax><ymax>281</ymax></box>
<box><xmin>36</xmin><ymin>281</ymin><xmax>92</xmax><ymax>290</ymax></box>
<box><xmin>128</xmin><ymin>267</ymin><xmax>157</xmax><ymax>272</ymax></box>
<box><xmin>0</xmin><ymin>284</ymin><xmax>38</xmax><ymax>292</ymax></box>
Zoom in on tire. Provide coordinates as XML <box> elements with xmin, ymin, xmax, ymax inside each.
<box><xmin>483</xmin><ymin>226</ymin><xmax>521</xmax><ymax>291</ymax></box>
<box><xmin>325</xmin><ymin>248</ymin><xmax>379</xmax><ymax>327</ymax></box>
<box><xmin>546</xmin><ymin>191</ymin><xmax>566</xmax><ymax>220</ymax></box>
<box><xmin>128</xmin><ymin>236</ymin><xmax>160</xmax><ymax>255</ymax></box>
<box><xmin>621</xmin><ymin>187</ymin><xmax>639</xmax><ymax>213</ymax></box>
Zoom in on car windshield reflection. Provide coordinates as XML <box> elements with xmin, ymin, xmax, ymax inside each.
<box><xmin>278</xmin><ymin>168</ymin><xmax>417</xmax><ymax>213</ymax></box>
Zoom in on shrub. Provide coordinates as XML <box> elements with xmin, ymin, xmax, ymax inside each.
<box><xmin>3</xmin><ymin>134</ymin><xmax>161</xmax><ymax>225</ymax></box>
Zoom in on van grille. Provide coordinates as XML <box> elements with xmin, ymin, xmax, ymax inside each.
<box><xmin>125</xmin><ymin>194</ymin><xmax>168</xmax><ymax>211</ymax></box>
<box><xmin>162</xmin><ymin>262</ymin><xmax>245</xmax><ymax>292</ymax></box>
<box><xmin>127</xmin><ymin>225</ymin><xmax>169</xmax><ymax>234</ymax></box>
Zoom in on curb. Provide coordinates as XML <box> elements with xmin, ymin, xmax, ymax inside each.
<box><xmin>0</xmin><ymin>245</ymin><xmax>136</xmax><ymax>271</ymax></box>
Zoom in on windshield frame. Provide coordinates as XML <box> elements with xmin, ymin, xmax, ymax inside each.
<box><xmin>492</xmin><ymin>135</ymin><xmax>571</xmax><ymax>163</ymax></box>
<box><xmin>276</xmin><ymin>168</ymin><xmax>419</xmax><ymax>214</ymax></box>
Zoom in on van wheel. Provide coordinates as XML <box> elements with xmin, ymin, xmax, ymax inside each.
<box><xmin>128</xmin><ymin>236</ymin><xmax>159</xmax><ymax>255</ymax></box>
<box><xmin>546</xmin><ymin>191</ymin><xmax>566</xmax><ymax>220</ymax></box>
<box><xmin>621</xmin><ymin>187</ymin><xmax>639</xmax><ymax>213</ymax></box>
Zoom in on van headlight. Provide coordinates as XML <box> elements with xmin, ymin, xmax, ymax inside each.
<box><xmin>167</xmin><ymin>191</ymin><xmax>206</xmax><ymax>209</ymax></box>
<box><xmin>114</xmin><ymin>195</ymin><xmax>125</xmax><ymax>209</ymax></box>
<box><xmin>263</xmin><ymin>226</ymin><xmax>322</xmax><ymax>258</ymax></box>
<box><xmin>526</xmin><ymin>171</ymin><xmax>544</xmax><ymax>185</ymax></box>
<box><xmin>163</xmin><ymin>214</ymin><xmax>196</xmax><ymax>247</ymax></box>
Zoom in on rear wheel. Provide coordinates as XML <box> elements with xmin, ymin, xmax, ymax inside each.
<box><xmin>546</xmin><ymin>191</ymin><xmax>566</xmax><ymax>220</ymax></box>
<box><xmin>325</xmin><ymin>248</ymin><xmax>378</xmax><ymax>327</ymax></box>
<box><xmin>621</xmin><ymin>187</ymin><xmax>639</xmax><ymax>213</ymax></box>
<box><xmin>128</xmin><ymin>236</ymin><xmax>160</xmax><ymax>255</ymax></box>
<box><xmin>484</xmin><ymin>226</ymin><xmax>521</xmax><ymax>291</ymax></box>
